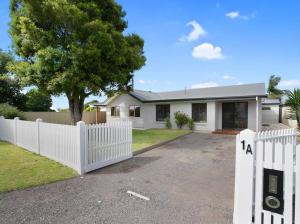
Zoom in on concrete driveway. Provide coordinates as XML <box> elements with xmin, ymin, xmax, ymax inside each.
<box><xmin>0</xmin><ymin>133</ymin><xmax>235</xmax><ymax>224</ymax></box>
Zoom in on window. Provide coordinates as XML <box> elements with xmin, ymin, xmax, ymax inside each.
<box><xmin>192</xmin><ymin>103</ymin><xmax>207</xmax><ymax>122</ymax></box>
<box><xmin>129</xmin><ymin>106</ymin><xmax>141</xmax><ymax>117</ymax></box>
<box><xmin>262</xmin><ymin>107</ymin><xmax>271</xmax><ymax>110</ymax></box>
<box><xmin>156</xmin><ymin>104</ymin><xmax>170</xmax><ymax>121</ymax></box>
<box><xmin>111</xmin><ymin>106</ymin><xmax>120</xmax><ymax>117</ymax></box>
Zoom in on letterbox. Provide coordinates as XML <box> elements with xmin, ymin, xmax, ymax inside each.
<box><xmin>262</xmin><ymin>168</ymin><xmax>284</xmax><ymax>214</ymax></box>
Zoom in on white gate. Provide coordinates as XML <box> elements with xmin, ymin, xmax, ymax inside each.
<box><xmin>84</xmin><ymin>121</ymin><xmax>132</xmax><ymax>173</ymax></box>
<box><xmin>233</xmin><ymin>129</ymin><xmax>300</xmax><ymax>224</ymax></box>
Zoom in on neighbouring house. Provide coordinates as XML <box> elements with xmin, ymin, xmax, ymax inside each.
<box><xmin>94</xmin><ymin>83</ymin><xmax>267</xmax><ymax>132</ymax></box>
<box><xmin>261</xmin><ymin>98</ymin><xmax>281</xmax><ymax>124</ymax></box>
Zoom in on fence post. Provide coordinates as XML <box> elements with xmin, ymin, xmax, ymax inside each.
<box><xmin>0</xmin><ymin>116</ymin><xmax>4</xmax><ymax>139</ymax></box>
<box><xmin>233</xmin><ymin>129</ymin><xmax>256</xmax><ymax>224</ymax></box>
<box><xmin>14</xmin><ymin>117</ymin><xmax>19</xmax><ymax>145</ymax></box>
<box><xmin>77</xmin><ymin>121</ymin><xmax>86</xmax><ymax>175</ymax></box>
<box><xmin>36</xmin><ymin>118</ymin><xmax>42</xmax><ymax>154</ymax></box>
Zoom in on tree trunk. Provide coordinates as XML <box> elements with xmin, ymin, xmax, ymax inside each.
<box><xmin>68</xmin><ymin>96</ymin><xmax>85</xmax><ymax>125</ymax></box>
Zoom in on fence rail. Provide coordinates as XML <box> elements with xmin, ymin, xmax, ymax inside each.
<box><xmin>0</xmin><ymin>116</ymin><xmax>132</xmax><ymax>174</ymax></box>
<box><xmin>233</xmin><ymin>128</ymin><xmax>299</xmax><ymax>224</ymax></box>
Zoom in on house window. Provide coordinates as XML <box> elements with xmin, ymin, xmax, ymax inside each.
<box><xmin>111</xmin><ymin>106</ymin><xmax>120</xmax><ymax>117</ymax></box>
<box><xmin>192</xmin><ymin>103</ymin><xmax>207</xmax><ymax>122</ymax></box>
<box><xmin>262</xmin><ymin>107</ymin><xmax>271</xmax><ymax>110</ymax></box>
<box><xmin>129</xmin><ymin>106</ymin><xmax>141</xmax><ymax>117</ymax></box>
<box><xmin>156</xmin><ymin>104</ymin><xmax>170</xmax><ymax>121</ymax></box>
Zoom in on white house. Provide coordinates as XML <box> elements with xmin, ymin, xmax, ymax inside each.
<box><xmin>96</xmin><ymin>83</ymin><xmax>266</xmax><ymax>132</ymax></box>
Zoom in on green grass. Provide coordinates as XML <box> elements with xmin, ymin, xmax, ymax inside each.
<box><xmin>133</xmin><ymin>129</ymin><xmax>191</xmax><ymax>152</ymax></box>
<box><xmin>0</xmin><ymin>141</ymin><xmax>77</xmax><ymax>193</ymax></box>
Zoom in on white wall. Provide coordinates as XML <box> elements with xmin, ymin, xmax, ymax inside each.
<box><xmin>107</xmin><ymin>94</ymin><xmax>144</xmax><ymax>128</ymax></box>
<box><xmin>106</xmin><ymin>94</ymin><xmax>262</xmax><ymax>131</ymax></box>
<box><xmin>262</xmin><ymin>104</ymin><xmax>280</xmax><ymax>124</ymax></box>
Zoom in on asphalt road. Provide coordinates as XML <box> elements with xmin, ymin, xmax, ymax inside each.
<box><xmin>0</xmin><ymin>133</ymin><xmax>236</xmax><ymax>224</ymax></box>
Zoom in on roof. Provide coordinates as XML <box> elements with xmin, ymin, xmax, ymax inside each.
<box><xmin>99</xmin><ymin>83</ymin><xmax>267</xmax><ymax>105</ymax></box>
<box><xmin>261</xmin><ymin>98</ymin><xmax>281</xmax><ymax>105</ymax></box>
<box><xmin>129</xmin><ymin>83</ymin><xmax>266</xmax><ymax>103</ymax></box>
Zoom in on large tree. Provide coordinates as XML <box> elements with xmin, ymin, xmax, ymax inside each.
<box><xmin>10</xmin><ymin>0</ymin><xmax>146</xmax><ymax>124</ymax></box>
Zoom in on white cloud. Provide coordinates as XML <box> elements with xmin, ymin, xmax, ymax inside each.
<box><xmin>180</xmin><ymin>21</ymin><xmax>206</xmax><ymax>42</ymax></box>
<box><xmin>237</xmin><ymin>82</ymin><xmax>244</xmax><ymax>85</ymax></box>
<box><xmin>191</xmin><ymin>82</ymin><xmax>219</xmax><ymax>89</ymax></box>
<box><xmin>279</xmin><ymin>80</ymin><xmax>300</xmax><ymax>87</ymax></box>
<box><xmin>192</xmin><ymin>43</ymin><xmax>224</xmax><ymax>60</ymax></box>
<box><xmin>138</xmin><ymin>79</ymin><xmax>145</xmax><ymax>84</ymax></box>
<box><xmin>223</xmin><ymin>75</ymin><xmax>235</xmax><ymax>80</ymax></box>
<box><xmin>225</xmin><ymin>11</ymin><xmax>240</xmax><ymax>19</ymax></box>
<box><xmin>226</xmin><ymin>11</ymin><xmax>256</xmax><ymax>20</ymax></box>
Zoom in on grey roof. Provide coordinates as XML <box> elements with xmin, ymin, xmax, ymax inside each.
<box><xmin>128</xmin><ymin>83</ymin><xmax>266</xmax><ymax>102</ymax></box>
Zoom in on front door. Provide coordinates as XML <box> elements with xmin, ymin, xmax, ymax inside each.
<box><xmin>222</xmin><ymin>102</ymin><xmax>248</xmax><ymax>130</ymax></box>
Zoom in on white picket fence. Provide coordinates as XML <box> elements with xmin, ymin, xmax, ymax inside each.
<box><xmin>234</xmin><ymin>128</ymin><xmax>300</xmax><ymax>224</ymax></box>
<box><xmin>0</xmin><ymin>117</ymin><xmax>132</xmax><ymax>174</ymax></box>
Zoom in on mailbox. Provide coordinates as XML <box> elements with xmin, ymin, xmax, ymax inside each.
<box><xmin>263</xmin><ymin>168</ymin><xmax>284</xmax><ymax>214</ymax></box>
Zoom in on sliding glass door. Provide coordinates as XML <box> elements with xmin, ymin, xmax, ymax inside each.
<box><xmin>222</xmin><ymin>102</ymin><xmax>248</xmax><ymax>130</ymax></box>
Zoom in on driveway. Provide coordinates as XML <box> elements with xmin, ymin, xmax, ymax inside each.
<box><xmin>0</xmin><ymin>133</ymin><xmax>235</xmax><ymax>224</ymax></box>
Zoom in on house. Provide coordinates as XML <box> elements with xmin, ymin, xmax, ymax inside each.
<box><xmin>96</xmin><ymin>83</ymin><xmax>267</xmax><ymax>132</ymax></box>
<box><xmin>261</xmin><ymin>98</ymin><xmax>281</xmax><ymax>124</ymax></box>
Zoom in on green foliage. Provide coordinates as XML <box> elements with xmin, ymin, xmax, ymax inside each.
<box><xmin>84</xmin><ymin>100</ymin><xmax>99</xmax><ymax>111</ymax></box>
<box><xmin>285</xmin><ymin>89</ymin><xmax>300</xmax><ymax>130</ymax></box>
<box><xmin>0</xmin><ymin>49</ymin><xmax>13</xmax><ymax>74</ymax></box>
<box><xmin>0</xmin><ymin>103</ymin><xmax>25</xmax><ymax>119</ymax></box>
<box><xmin>174</xmin><ymin>111</ymin><xmax>189</xmax><ymax>129</ymax></box>
<box><xmin>164</xmin><ymin>117</ymin><xmax>172</xmax><ymax>129</ymax></box>
<box><xmin>187</xmin><ymin>117</ymin><xmax>195</xmax><ymax>130</ymax></box>
<box><xmin>0</xmin><ymin>49</ymin><xmax>27</xmax><ymax>110</ymax></box>
<box><xmin>267</xmin><ymin>75</ymin><xmax>285</xmax><ymax>99</ymax></box>
<box><xmin>9</xmin><ymin>0</ymin><xmax>146</xmax><ymax>124</ymax></box>
<box><xmin>25</xmin><ymin>88</ymin><xmax>52</xmax><ymax>111</ymax></box>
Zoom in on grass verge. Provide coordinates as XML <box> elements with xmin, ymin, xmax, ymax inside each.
<box><xmin>0</xmin><ymin>141</ymin><xmax>77</xmax><ymax>193</ymax></box>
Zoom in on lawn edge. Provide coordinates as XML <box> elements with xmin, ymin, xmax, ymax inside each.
<box><xmin>133</xmin><ymin>131</ymin><xmax>192</xmax><ymax>156</ymax></box>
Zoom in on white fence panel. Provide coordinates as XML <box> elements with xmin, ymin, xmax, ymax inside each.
<box><xmin>85</xmin><ymin>121</ymin><xmax>132</xmax><ymax>172</ymax></box>
<box><xmin>234</xmin><ymin>128</ymin><xmax>298</xmax><ymax>224</ymax></box>
<box><xmin>16</xmin><ymin>120</ymin><xmax>38</xmax><ymax>153</ymax></box>
<box><xmin>39</xmin><ymin>122</ymin><xmax>79</xmax><ymax>172</ymax></box>
<box><xmin>0</xmin><ymin>117</ymin><xmax>15</xmax><ymax>143</ymax></box>
<box><xmin>0</xmin><ymin>117</ymin><xmax>132</xmax><ymax>175</ymax></box>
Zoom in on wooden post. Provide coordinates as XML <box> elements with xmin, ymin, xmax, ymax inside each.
<box><xmin>233</xmin><ymin>129</ymin><xmax>256</xmax><ymax>224</ymax></box>
<box><xmin>77</xmin><ymin>121</ymin><xmax>86</xmax><ymax>175</ymax></box>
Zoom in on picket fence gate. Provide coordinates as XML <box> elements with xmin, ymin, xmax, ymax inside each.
<box><xmin>0</xmin><ymin>117</ymin><xmax>132</xmax><ymax>174</ymax></box>
<box><xmin>233</xmin><ymin>128</ymin><xmax>300</xmax><ymax>224</ymax></box>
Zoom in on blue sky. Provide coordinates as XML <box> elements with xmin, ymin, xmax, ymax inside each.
<box><xmin>1</xmin><ymin>0</ymin><xmax>300</xmax><ymax>109</ymax></box>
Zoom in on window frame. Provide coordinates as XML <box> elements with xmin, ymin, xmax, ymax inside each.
<box><xmin>111</xmin><ymin>106</ymin><xmax>120</xmax><ymax>117</ymax></box>
<box><xmin>156</xmin><ymin>104</ymin><xmax>170</xmax><ymax>122</ymax></box>
<box><xmin>129</xmin><ymin>105</ymin><xmax>141</xmax><ymax>117</ymax></box>
<box><xmin>192</xmin><ymin>103</ymin><xmax>207</xmax><ymax>123</ymax></box>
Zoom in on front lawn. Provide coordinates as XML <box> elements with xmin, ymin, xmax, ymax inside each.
<box><xmin>0</xmin><ymin>141</ymin><xmax>77</xmax><ymax>193</ymax></box>
<box><xmin>133</xmin><ymin>129</ymin><xmax>191</xmax><ymax>152</ymax></box>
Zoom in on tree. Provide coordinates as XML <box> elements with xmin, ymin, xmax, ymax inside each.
<box><xmin>10</xmin><ymin>0</ymin><xmax>146</xmax><ymax>124</ymax></box>
<box><xmin>285</xmin><ymin>89</ymin><xmax>300</xmax><ymax>130</ymax></box>
<box><xmin>0</xmin><ymin>49</ymin><xmax>27</xmax><ymax>110</ymax></box>
<box><xmin>267</xmin><ymin>75</ymin><xmax>285</xmax><ymax>99</ymax></box>
<box><xmin>25</xmin><ymin>88</ymin><xmax>52</xmax><ymax>111</ymax></box>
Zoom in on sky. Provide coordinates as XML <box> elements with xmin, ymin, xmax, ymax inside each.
<box><xmin>1</xmin><ymin>0</ymin><xmax>300</xmax><ymax>109</ymax></box>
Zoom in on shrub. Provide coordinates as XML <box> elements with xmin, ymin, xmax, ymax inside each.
<box><xmin>187</xmin><ymin>117</ymin><xmax>194</xmax><ymax>130</ymax></box>
<box><xmin>174</xmin><ymin>111</ymin><xmax>189</xmax><ymax>129</ymax></box>
<box><xmin>164</xmin><ymin>117</ymin><xmax>172</xmax><ymax>129</ymax></box>
<box><xmin>0</xmin><ymin>103</ymin><xmax>25</xmax><ymax>119</ymax></box>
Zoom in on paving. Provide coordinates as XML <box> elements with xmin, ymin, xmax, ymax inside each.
<box><xmin>0</xmin><ymin>133</ymin><xmax>236</xmax><ymax>224</ymax></box>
